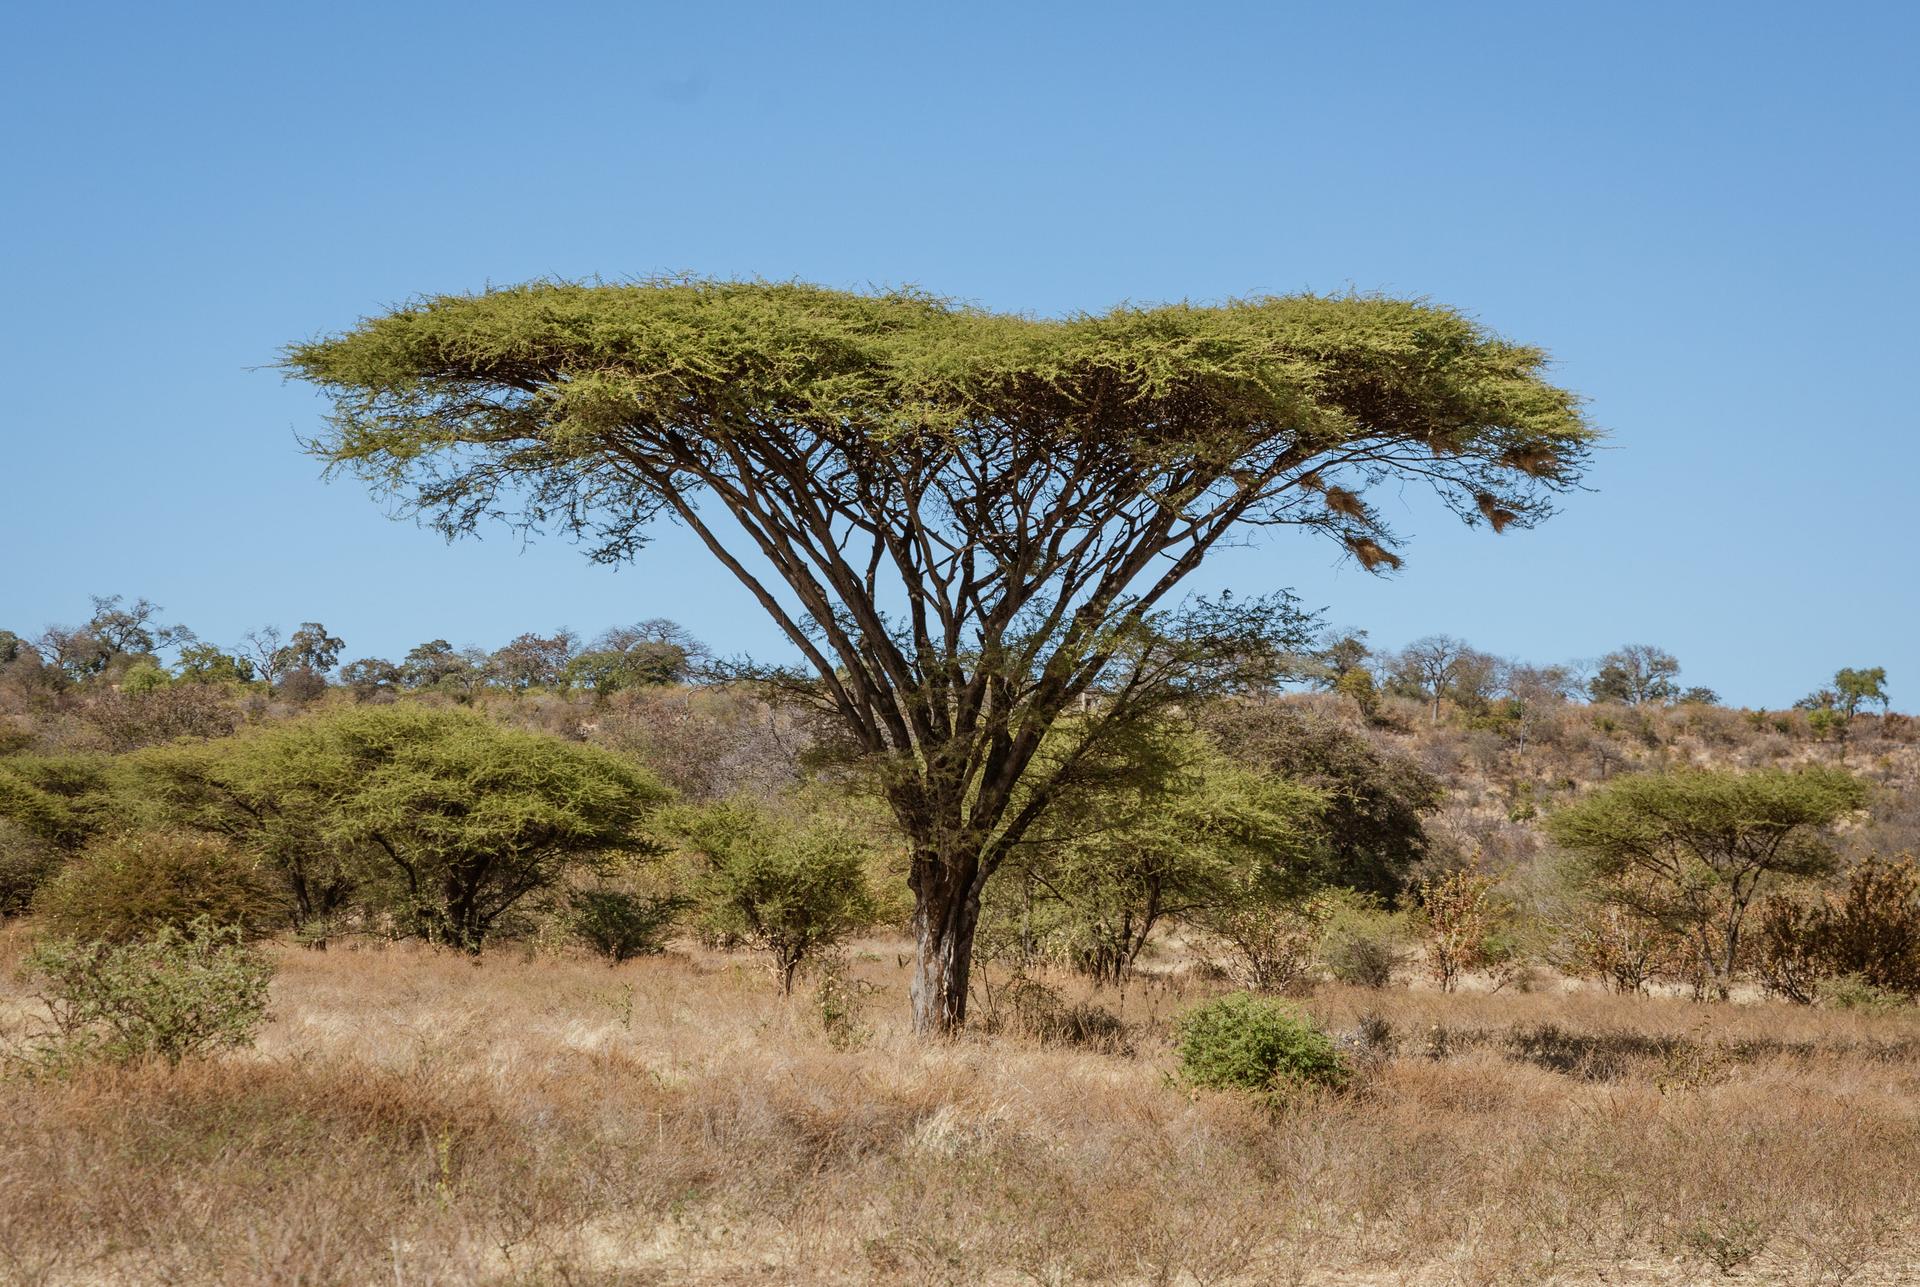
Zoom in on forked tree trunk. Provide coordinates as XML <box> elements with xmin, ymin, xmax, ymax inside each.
<box><xmin>908</xmin><ymin>848</ymin><xmax>983</xmax><ymax>1036</ymax></box>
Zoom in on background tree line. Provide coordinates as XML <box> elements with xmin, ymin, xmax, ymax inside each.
<box><xmin>4</xmin><ymin>591</ymin><xmax>1914</xmax><ymax>1014</ymax></box>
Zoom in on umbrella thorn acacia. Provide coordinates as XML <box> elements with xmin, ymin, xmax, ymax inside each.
<box><xmin>285</xmin><ymin>278</ymin><xmax>1594</xmax><ymax>1033</ymax></box>
<box><xmin>1546</xmin><ymin>767</ymin><xmax>1869</xmax><ymax>1000</ymax></box>
<box><xmin>132</xmin><ymin>705</ymin><xmax>669</xmax><ymax>952</ymax></box>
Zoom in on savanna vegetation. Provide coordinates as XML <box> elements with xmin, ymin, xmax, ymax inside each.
<box><xmin>4</xmin><ymin>283</ymin><xmax>1917</xmax><ymax>1283</ymax></box>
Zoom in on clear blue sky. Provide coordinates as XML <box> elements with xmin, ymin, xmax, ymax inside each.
<box><xmin>3</xmin><ymin>2</ymin><xmax>1914</xmax><ymax>709</ymax></box>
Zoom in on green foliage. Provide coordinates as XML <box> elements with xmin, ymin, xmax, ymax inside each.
<box><xmin>0</xmin><ymin>820</ymin><xmax>61</xmax><ymax>919</ymax></box>
<box><xmin>0</xmin><ymin>754</ymin><xmax>124</xmax><ymax>913</ymax></box>
<box><xmin>119</xmin><ymin>659</ymin><xmax>172</xmax><ymax>694</ymax></box>
<box><xmin>1548</xmin><ymin>767</ymin><xmax>1868</xmax><ymax>998</ymax></box>
<box><xmin>1816</xmin><ymin>973</ymin><xmax>1910</xmax><ymax>1013</ymax></box>
<box><xmin>1318</xmin><ymin>893</ymin><xmax>1408</xmax><ymax>987</ymax></box>
<box><xmin>999</xmin><ymin>722</ymin><xmax>1327</xmax><ymax>982</ymax></box>
<box><xmin>563</xmin><ymin>646</ymin><xmax>684</xmax><ymax>697</ymax></box>
<box><xmin>680</xmin><ymin>801</ymin><xmax>878</xmax><ymax>993</ymax></box>
<box><xmin>1175</xmin><ymin>992</ymin><xmax>1348</xmax><ymax>1100</ymax></box>
<box><xmin>566</xmin><ymin>887</ymin><xmax>683</xmax><ymax>963</ymax></box>
<box><xmin>175</xmin><ymin>643</ymin><xmax>255</xmax><ymax>685</ymax></box>
<box><xmin>31</xmin><ymin>829</ymin><xmax>286</xmax><ymax>943</ymax></box>
<box><xmin>1199</xmin><ymin>700</ymin><xmax>1442</xmax><ymax>902</ymax></box>
<box><xmin>133</xmin><ymin>706</ymin><xmax>669</xmax><ymax>951</ymax></box>
<box><xmin>17</xmin><ymin>917</ymin><xmax>273</xmax><ymax>1068</ymax></box>
<box><xmin>0</xmin><ymin>754</ymin><xmax>122</xmax><ymax>852</ymax></box>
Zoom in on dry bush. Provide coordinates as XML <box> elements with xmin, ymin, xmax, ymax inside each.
<box><xmin>73</xmin><ymin>685</ymin><xmax>242</xmax><ymax>752</ymax></box>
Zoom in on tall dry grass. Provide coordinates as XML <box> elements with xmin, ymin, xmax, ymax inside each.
<box><xmin>2</xmin><ymin>923</ymin><xmax>1917</xmax><ymax>1285</ymax></box>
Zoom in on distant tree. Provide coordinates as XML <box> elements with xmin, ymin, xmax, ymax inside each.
<box><xmin>562</xmin><ymin>621</ymin><xmax>702</xmax><ymax>697</ymax></box>
<box><xmin>84</xmin><ymin>595</ymin><xmax>193</xmax><ymax>660</ymax></box>
<box><xmin>490</xmin><ymin>630</ymin><xmax>578</xmax><ymax>692</ymax></box>
<box><xmin>1588</xmin><ymin>644</ymin><xmax>1681</xmax><ymax>706</ymax></box>
<box><xmin>282</xmin><ymin>622</ymin><xmax>345</xmax><ymax>676</ymax></box>
<box><xmin>1307</xmin><ymin>628</ymin><xmax>1371</xmax><ymax>690</ymax></box>
<box><xmin>398</xmin><ymin>639</ymin><xmax>492</xmax><ymax>699</ymax></box>
<box><xmin>239</xmin><ymin>626</ymin><xmax>287</xmax><ymax>692</ymax></box>
<box><xmin>1677</xmin><ymin>686</ymin><xmax>1719</xmax><ymax>706</ymax></box>
<box><xmin>1502</xmin><ymin>662</ymin><xmax>1579</xmax><ymax>755</ymax></box>
<box><xmin>338</xmin><ymin>657</ymin><xmax>402</xmax><ymax>700</ymax></box>
<box><xmin>175</xmin><ymin>643</ymin><xmax>255</xmax><ymax>685</ymax></box>
<box><xmin>1832</xmin><ymin>667</ymin><xmax>1889</xmax><ymax>718</ymax></box>
<box><xmin>1446</xmin><ymin>647</ymin><xmax>1507</xmax><ymax>717</ymax></box>
<box><xmin>41</xmin><ymin>595</ymin><xmax>192</xmax><ymax>683</ymax></box>
<box><xmin>564</xmin><ymin>644</ymin><xmax>688</xmax><ymax>696</ymax></box>
<box><xmin>1333</xmin><ymin>666</ymin><xmax>1382</xmax><ymax>720</ymax></box>
<box><xmin>288</xmin><ymin>279</ymin><xmax>1593</xmax><ymax>1033</ymax></box>
<box><xmin>0</xmin><ymin>630</ymin><xmax>30</xmax><ymax>667</ymax></box>
<box><xmin>1397</xmin><ymin>635</ymin><xmax>1469</xmax><ymax>724</ymax></box>
<box><xmin>1547</xmin><ymin>767</ymin><xmax>1868</xmax><ymax>999</ymax></box>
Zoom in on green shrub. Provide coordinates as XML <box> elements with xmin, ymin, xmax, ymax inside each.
<box><xmin>16</xmin><ymin>917</ymin><xmax>274</xmax><ymax>1069</ymax></box>
<box><xmin>0</xmin><ymin>819</ymin><xmax>62</xmax><ymax>917</ymax></box>
<box><xmin>567</xmin><ymin>888</ymin><xmax>684</xmax><ymax>963</ymax></box>
<box><xmin>1175</xmin><ymin>992</ymin><xmax>1348</xmax><ymax>1099</ymax></box>
<box><xmin>1318</xmin><ymin>895</ymin><xmax>1407</xmax><ymax>988</ymax></box>
<box><xmin>31</xmin><ymin>830</ymin><xmax>287</xmax><ymax>943</ymax></box>
<box><xmin>1322</xmin><ymin>925</ymin><xmax>1402</xmax><ymax>988</ymax></box>
<box><xmin>681</xmin><ymin>802</ymin><xmax>878</xmax><ymax>993</ymax></box>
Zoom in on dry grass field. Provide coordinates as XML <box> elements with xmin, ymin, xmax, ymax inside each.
<box><xmin>3</xmin><ymin>926</ymin><xmax>1918</xmax><ymax>1286</ymax></box>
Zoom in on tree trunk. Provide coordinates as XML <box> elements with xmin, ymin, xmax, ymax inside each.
<box><xmin>909</xmin><ymin>848</ymin><xmax>982</xmax><ymax>1036</ymax></box>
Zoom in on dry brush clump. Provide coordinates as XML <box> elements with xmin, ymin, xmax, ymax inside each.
<box><xmin>2</xmin><ymin>931</ymin><xmax>1918</xmax><ymax>1285</ymax></box>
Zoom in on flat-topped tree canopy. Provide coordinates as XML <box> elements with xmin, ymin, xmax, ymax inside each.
<box><xmin>286</xmin><ymin>277</ymin><xmax>1594</xmax><ymax>1033</ymax></box>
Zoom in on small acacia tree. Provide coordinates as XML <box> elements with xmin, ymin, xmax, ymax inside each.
<box><xmin>287</xmin><ymin>279</ymin><xmax>1592</xmax><ymax>1033</ymax></box>
<box><xmin>136</xmin><ymin>706</ymin><xmax>668</xmax><ymax>951</ymax></box>
<box><xmin>1004</xmin><ymin>722</ymin><xmax>1326</xmax><ymax>984</ymax></box>
<box><xmin>1547</xmin><ymin>767</ymin><xmax>1868</xmax><ymax>1000</ymax></box>
<box><xmin>680</xmin><ymin>800</ymin><xmax>877</xmax><ymax>993</ymax></box>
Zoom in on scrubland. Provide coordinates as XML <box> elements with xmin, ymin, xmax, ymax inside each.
<box><xmin>4</xmin><ymin>927</ymin><xmax>1917</xmax><ymax>1286</ymax></box>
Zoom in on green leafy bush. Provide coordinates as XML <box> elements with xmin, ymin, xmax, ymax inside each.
<box><xmin>17</xmin><ymin>917</ymin><xmax>274</xmax><ymax>1068</ymax></box>
<box><xmin>1175</xmin><ymin>992</ymin><xmax>1347</xmax><ymax>1099</ymax></box>
<box><xmin>680</xmin><ymin>801</ymin><xmax>878</xmax><ymax>993</ymax></box>
<box><xmin>1318</xmin><ymin>894</ymin><xmax>1407</xmax><ymax>988</ymax></box>
<box><xmin>567</xmin><ymin>888</ymin><xmax>684</xmax><ymax>963</ymax></box>
<box><xmin>131</xmin><ymin>706</ymin><xmax>670</xmax><ymax>952</ymax></box>
<box><xmin>0</xmin><ymin>819</ymin><xmax>62</xmax><ymax>917</ymax></box>
<box><xmin>31</xmin><ymin>829</ymin><xmax>286</xmax><ymax>943</ymax></box>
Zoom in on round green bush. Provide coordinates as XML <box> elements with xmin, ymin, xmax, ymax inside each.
<box><xmin>31</xmin><ymin>829</ymin><xmax>288</xmax><ymax>943</ymax></box>
<box><xmin>1175</xmin><ymin>992</ymin><xmax>1348</xmax><ymax>1098</ymax></box>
